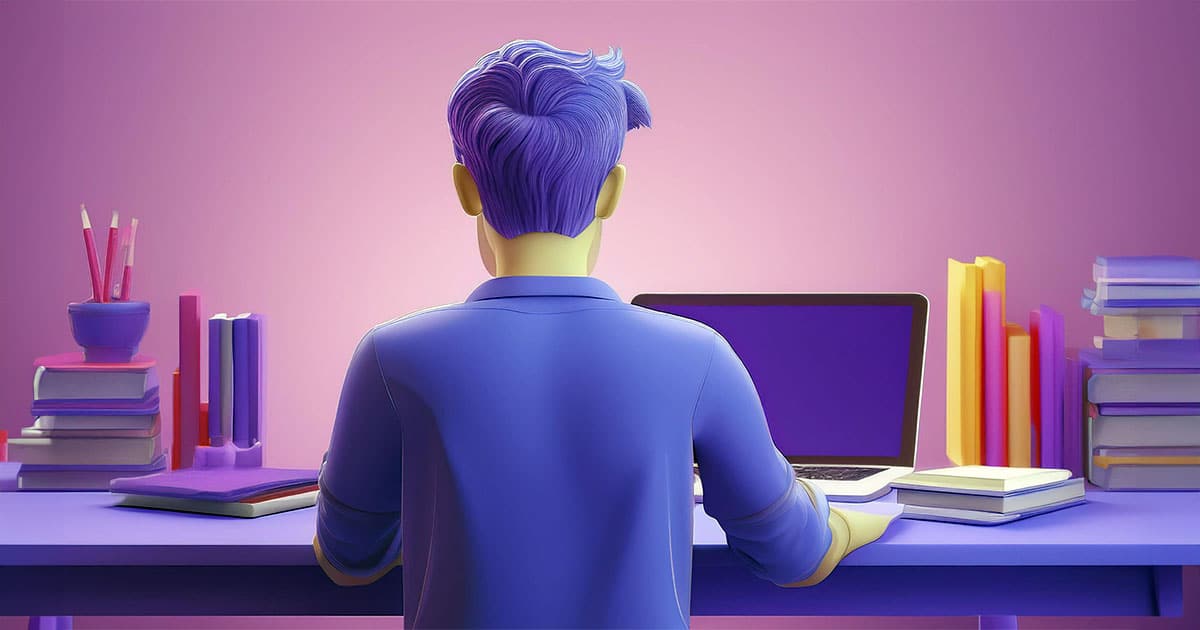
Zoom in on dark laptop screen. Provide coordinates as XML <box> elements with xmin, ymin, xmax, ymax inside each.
<box><xmin>634</xmin><ymin>297</ymin><xmax>923</xmax><ymax>464</ymax></box>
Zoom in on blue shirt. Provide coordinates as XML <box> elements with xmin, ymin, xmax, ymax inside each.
<box><xmin>317</xmin><ymin>276</ymin><xmax>833</xmax><ymax>628</ymax></box>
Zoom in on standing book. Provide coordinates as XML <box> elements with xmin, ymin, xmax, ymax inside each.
<box><xmin>947</xmin><ymin>259</ymin><xmax>983</xmax><ymax>465</ymax></box>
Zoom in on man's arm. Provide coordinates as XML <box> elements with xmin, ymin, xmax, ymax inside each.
<box><xmin>693</xmin><ymin>333</ymin><xmax>892</xmax><ymax>586</ymax></box>
<box><xmin>314</xmin><ymin>328</ymin><xmax>405</xmax><ymax>586</ymax></box>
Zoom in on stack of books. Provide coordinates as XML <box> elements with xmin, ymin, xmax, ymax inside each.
<box><xmin>947</xmin><ymin>257</ymin><xmax>1076</xmax><ymax>473</ymax></box>
<box><xmin>110</xmin><ymin>466</ymin><xmax>318</xmax><ymax>518</ymax></box>
<box><xmin>1081</xmin><ymin>256</ymin><xmax>1200</xmax><ymax>490</ymax></box>
<box><xmin>10</xmin><ymin>353</ymin><xmax>167</xmax><ymax>490</ymax></box>
<box><xmin>894</xmin><ymin>465</ymin><xmax>1085</xmax><ymax>525</ymax></box>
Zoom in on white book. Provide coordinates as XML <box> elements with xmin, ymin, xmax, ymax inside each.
<box><xmin>7</xmin><ymin>434</ymin><xmax>163</xmax><ymax>466</ymax></box>
<box><xmin>33</xmin><ymin>368</ymin><xmax>156</xmax><ymax>400</ymax></box>
<box><xmin>897</xmin><ymin>478</ymin><xmax>1085</xmax><ymax>513</ymax></box>
<box><xmin>35</xmin><ymin>414</ymin><xmax>158</xmax><ymax>431</ymax></box>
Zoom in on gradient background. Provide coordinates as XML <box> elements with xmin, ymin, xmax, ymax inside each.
<box><xmin>2</xmin><ymin>0</ymin><xmax>1199</xmax><ymax>628</ymax></box>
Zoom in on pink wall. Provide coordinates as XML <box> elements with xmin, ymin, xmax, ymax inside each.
<box><xmin>2</xmin><ymin>1</ymin><xmax>1198</xmax><ymax>628</ymax></box>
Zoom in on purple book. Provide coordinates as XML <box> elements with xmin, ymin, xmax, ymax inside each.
<box><xmin>208</xmin><ymin>316</ymin><xmax>223</xmax><ymax>445</ymax></box>
<box><xmin>1088</xmin><ymin>371</ymin><xmax>1200</xmax><ymax>404</ymax></box>
<box><xmin>231</xmin><ymin>313</ymin><xmax>264</xmax><ymax>449</ymax></box>
<box><xmin>1100</xmin><ymin>338</ymin><xmax>1200</xmax><ymax>361</ymax></box>
<box><xmin>248</xmin><ymin>314</ymin><xmax>264</xmax><ymax>448</ymax></box>
<box><xmin>982</xmin><ymin>291</ymin><xmax>1007</xmax><ymax>466</ymax></box>
<box><xmin>1094</xmin><ymin>256</ymin><xmax>1200</xmax><ymax>285</ymax></box>
<box><xmin>110</xmin><ymin>466</ymin><xmax>318</xmax><ymax>502</ymax></box>
<box><xmin>32</xmin><ymin>395</ymin><xmax>160</xmax><ymax>417</ymax></box>
<box><xmin>233</xmin><ymin>316</ymin><xmax>251</xmax><ymax>448</ymax></box>
<box><xmin>1064</xmin><ymin>351</ymin><xmax>1084</xmax><ymax>478</ymax></box>
<box><xmin>1032</xmin><ymin>306</ymin><xmax>1064</xmax><ymax>469</ymax></box>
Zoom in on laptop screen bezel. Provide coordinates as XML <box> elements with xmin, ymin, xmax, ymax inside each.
<box><xmin>631</xmin><ymin>292</ymin><xmax>927</xmax><ymax>468</ymax></box>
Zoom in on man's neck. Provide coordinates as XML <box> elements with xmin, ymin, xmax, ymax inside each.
<box><xmin>488</xmin><ymin>221</ymin><xmax>598</xmax><ymax>277</ymax></box>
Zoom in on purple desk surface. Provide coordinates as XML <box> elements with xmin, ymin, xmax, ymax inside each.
<box><xmin>1</xmin><ymin>488</ymin><xmax>1197</xmax><ymax>617</ymax></box>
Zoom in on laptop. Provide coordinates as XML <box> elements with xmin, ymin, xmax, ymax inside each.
<box><xmin>632</xmin><ymin>293</ymin><xmax>928</xmax><ymax>503</ymax></box>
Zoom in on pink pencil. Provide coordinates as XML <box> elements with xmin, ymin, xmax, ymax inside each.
<box><xmin>119</xmin><ymin>218</ymin><xmax>139</xmax><ymax>301</ymax></box>
<box><xmin>101</xmin><ymin>210</ymin><xmax>119</xmax><ymax>303</ymax></box>
<box><xmin>80</xmin><ymin>205</ymin><xmax>104</xmax><ymax>302</ymax></box>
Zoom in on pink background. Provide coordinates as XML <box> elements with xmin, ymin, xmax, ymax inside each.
<box><xmin>2</xmin><ymin>1</ymin><xmax>1198</xmax><ymax>628</ymax></box>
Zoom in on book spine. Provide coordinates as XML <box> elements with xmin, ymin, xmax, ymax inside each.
<box><xmin>946</xmin><ymin>260</ymin><xmax>983</xmax><ymax>465</ymax></box>
<box><xmin>233</xmin><ymin>317</ymin><xmax>251</xmax><ymax>448</ymax></box>
<box><xmin>1029</xmin><ymin>310</ymin><xmax>1043</xmax><ymax>467</ymax></box>
<box><xmin>208</xmin><ymin>316</ymin><xmax>223</xmax><ymax>446</ymax></box>
<box><xmin>172</xmin><ymin>368</ymin><xmax>181</xmax><ymax>470</ymax></box>
<box><xmin>982</xmin><ymin>291</ymin><xmax>1007</xmax><ymax>466</ymax></box>
<box><xmin>1041</xmin><ymin>307</ymin><xmax>1064</xmax><ymax>468</ymax></box>
<box><xmin>221</xmin><ymin>318</ymin><xmax>234</xmax><ymax>443</ymax></box>
<box><xmin>1064</xmin><ymin>352</ymin><xmax>1084</xmax><ymax>478</ymax></box>
<box><xmin>179</xmin><ymin>293</ymin><xmax>201</xmax><ymax>469</ymax></box>
<box><xmin>1006</xmin><ymin>324</ymin><xmax>1031</xmax><ymax>467</ymax></box>
<box><xmin>248</xmin><ymin>314</ymin><xmax>264</xmax><ymax>449</ymax></box>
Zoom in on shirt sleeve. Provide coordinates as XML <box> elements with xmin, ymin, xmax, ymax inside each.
<box><xmin>316</xmin><ymin>328</ymin><xmax>404</xmax><ymax>578</ymax></box>
<box><xmin>693</xmin><ymin>332</ymin><xmax>834</xmax><ymax>585</ymax></box>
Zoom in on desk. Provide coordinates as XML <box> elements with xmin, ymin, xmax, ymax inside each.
<box><xmin>0</xmin><ymin>489</ymin><xmax>1196</xmax><ymax>620</ymax></box>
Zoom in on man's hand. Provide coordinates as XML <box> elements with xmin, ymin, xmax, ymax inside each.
<box><xmin>781</xmin><ymin>480</ymin><xmax>896</xmax><ymax>588</ymax></box>
<box><xmin>313</xmin><ymin>535</ymin><xmax>403</xmax><ymax>587</ymax></box>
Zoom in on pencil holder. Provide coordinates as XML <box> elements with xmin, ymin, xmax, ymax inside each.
<box><xmin>68</xmin><ymin>300</ymin><xmax>150</xmax><ymax>363</ymax></box>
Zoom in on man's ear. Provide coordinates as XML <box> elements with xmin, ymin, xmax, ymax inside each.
<box><xmin>453</xmin><ymin>163</ymin><xmax>483</xmax><ymax>217</ymax></box>
<box><xmin>594</xmin><ymin>164</ymin><xmax>626</xmax><ymax>220</ymax></box>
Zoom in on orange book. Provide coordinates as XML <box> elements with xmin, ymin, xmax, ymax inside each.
<box><xmin>171</xmin><ymin>369</ymin><xmax>181</xmax><ymax>470</ymax></box>
<box><xmin>1006</xmin><ymin>324</ymin><xmax>1032</xmax><ymax>467</ymax></box>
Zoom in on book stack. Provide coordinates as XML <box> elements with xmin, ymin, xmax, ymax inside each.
<box><xmin>10</xmin><ymin>353</ymin><xmax>167</xmax><ymax>490</ymax></box>
<box><xmin>1081</xmin><ymin>256</ymin><xmax>1200</xmax><ymax>490</ymax></box>
<box><xmin>947</xmin><ymin>257</ymin><xmax>1073</xmax><ymax>472</ymax></box>
<box><xmin>894</xmin><ymin>465</ymin><xmax>1085</xmax><ymax>525</ymax></box>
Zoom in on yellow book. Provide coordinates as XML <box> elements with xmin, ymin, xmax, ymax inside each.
<box><xmin>974</xmin><ymin>256</ymin><xmax>1007</xmax><ymax>318</ymax></box>
<box><xmin>895</xmin><ymin>465</ymin><xmax>1070</xmax><ymax>493</ymax></box>
<box><xmin>1006</xmin><ymin>323</ymin><xmax>1031</xmax><ymax>467</ymax></box>
<box><xmin>947</xmin><ymin>259</ymin><xmax>983</xmax><ymax>465</ymax></box>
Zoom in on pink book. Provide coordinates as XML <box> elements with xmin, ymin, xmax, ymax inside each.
<box><xmin>35</xmin><ymin>353</ymin><xmax>156</xmax><ymax>371</ymax></box>
<box><xmin>982</xmin><ymin>291</ymin><xmax>1008</xmax><ymax>466</ymax></box>
<box><xmin>179</xmin><ymin>293</ymin><xmax>202</xmax><ymax>469</ymax></box>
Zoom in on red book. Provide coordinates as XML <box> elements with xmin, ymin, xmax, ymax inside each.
<box><xmin>179</xmin><ymin>293</ymin><xmax>202</xmax><ymax>468</ymax></box>
<box><xmin>1</xmin><ymin>429</ymin><xmax>7</xmax><ymax>462</ymax></box>
<box><xmin>199</xmin><ymin>403</ymin><xmax>210</xmax><ymax>447</ymax></box>
<box><xmin>172</xmin><ymin>369</ymin><xmax>182</xmax><ymax>470</ymax></box>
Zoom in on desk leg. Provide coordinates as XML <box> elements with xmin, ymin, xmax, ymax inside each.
<box><xmin>27</xmin><ymin>616</ymin><xmax>72</xmax><ymax>630</ymax></box>
<box><xmin>978</xmin><ymin>615</ymin><xmax>1017</xmax><ymax>630</ymax></box>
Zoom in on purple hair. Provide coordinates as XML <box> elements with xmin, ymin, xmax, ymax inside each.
<box><xmin>448</xmin><ymin>40</ymin><xmax>652</xmax><ymax>238</ymax></box>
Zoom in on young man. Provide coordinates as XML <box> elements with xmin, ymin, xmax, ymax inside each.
<box><xmin>315</xmin><ymin>40</ymin><xmax>894</xmax><ymax>628</ymax></box>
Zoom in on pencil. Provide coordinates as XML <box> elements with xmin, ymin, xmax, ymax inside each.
<box><xmin>80</xmin><ymin>205</ymin><xmax>104</xmax><ymax>303</ymax></box>
<box><xmin>102</xmin><ymin>210</ymin><xmax>119</xmax><ymax>303</ymax></box>
<box><xmin>119</xmin><ymin>218</ymin><xmax>139</xmax><ymax>301</ymax></box>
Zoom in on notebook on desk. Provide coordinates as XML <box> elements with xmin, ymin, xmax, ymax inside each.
<box><xmin>634</xmin><ymin>293</ymin><xmax>928</xmax><ymax>502</ymax></box>
<box><xmin>109</xmin><ymin>467</ymin><xmax>319</xmax><ymax>517</ymax></box>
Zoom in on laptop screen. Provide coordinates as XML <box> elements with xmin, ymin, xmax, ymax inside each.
<box><xmin>632</xmin><ymin>294</ymin><xmax>926</xmax><ymax>467</ymax></box>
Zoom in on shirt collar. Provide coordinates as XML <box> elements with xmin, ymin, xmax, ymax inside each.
<box><xmin>466</xmin><ymin>276</ymin><xmax>621</xmax><ymax>302</ymax></box>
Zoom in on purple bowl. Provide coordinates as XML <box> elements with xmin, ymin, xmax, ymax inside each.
<box><xmin>67</xmin><ymin>300</ymin><xmax>150</xmax><ymax>363</ymax></box>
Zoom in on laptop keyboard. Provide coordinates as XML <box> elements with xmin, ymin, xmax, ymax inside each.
<box><xmin>792</xmin><ymin>465</ymin><xmax>886</xmax><ymax>482</ymax></box>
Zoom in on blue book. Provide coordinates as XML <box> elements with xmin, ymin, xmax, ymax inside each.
<box><xmin>1080</xmin><ymin>348</ymin><xmax>1200</xmax><ymax>370</ymax></box>
<box><xmin>247</xmin><ymin>314</ymin><xmax>264</xmax><ymax>448</ymax></box>
<box><xmin>207</xmin><ymin>314</ymin><xmax>229</xmax><ymax>445</ymax></box>
<box><xmin>1098</xmin><ymin>338</ymin><xmax>1200</xmax><ymax>361</ymax></box>
<box><xmin>1082</xmin><ymin>291</ymin><xmax>1200</xmax><ymax>316</ymax></box>
<box><xmin>1094</xmin><ymin>256</ymin><xmax>1200</xmax><ymax>285</ymax></box>
<box><xmin>233</xmin><ymin>315</ymin><xmax>251</xmax><ymax>448</ymax></box>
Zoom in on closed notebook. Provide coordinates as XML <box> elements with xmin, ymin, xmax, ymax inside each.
<box><xmin>117</xmin><ymin>487</ymin><xmax>318</xmax><ymax>518</ymax></box>
<box><xmin>892</xmin><ymin>465</ymin><xmax>1071</xmax><ymax>495</ymax></box>
<box><xmin>897</xmin><ymin>478</ymin><xmax>1084</xmax><ymax>513</ymax></box>
<box><xmin>34</xmin><ymin>413</ymin><xmax>158</xmax><ymax>431</ymax></box>
<box><xmin>34</xmin><ymin>366</ymin><xmax>159</xmax><ymax>401</ymax></box>
<box><xmin>110</xmin><ymin>466</ymin><xmax>319</xmax><ymax>502</ymax></box>
<box><xmin>901</xmin><ymin>496</ymin><xmax>1086</xmax><ymax>526</ymax></box>
<box><xmin>1088</xmin><ymin>371</ymin><xmax>1200</xmax><ymax>404</ymax></box>
<box><xmin>947</xmin><ymin>259</ymin><xmax>983</xmax><ymax>465</ymax></box>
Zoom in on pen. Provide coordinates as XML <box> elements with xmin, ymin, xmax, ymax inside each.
<box><xmin>102</xmin><ymin>210</ymin><xmax>119</xmax><ymax>303</ymax></box>
<box><xmin>80</xmin><ymin>205</ymin><xmax>104</xmax><ymax>303</ymax></box>
<box><xmin>110</xmin><ymin>225</ymin><xmax>129</xmax><ymax>301</ymax></box>
<box><xmin>119</xmin><ymin>218</ymin><xmax>139</xmax><ymax>301</ymax></box>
